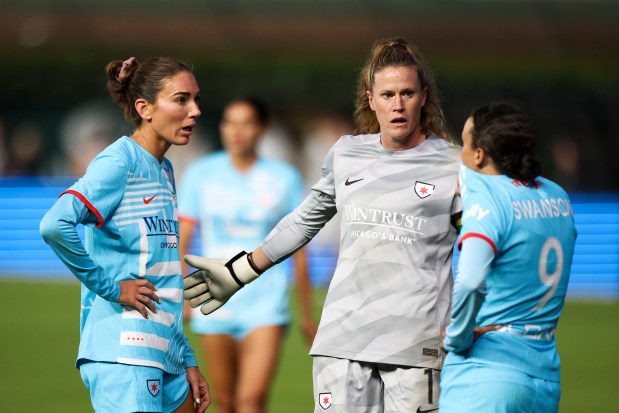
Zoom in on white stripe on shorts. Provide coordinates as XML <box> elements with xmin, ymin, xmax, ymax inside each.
<box><xmin>116</xmin><ymin>357</ymin><xmax>165</xmax><ymax>370</ymax></box>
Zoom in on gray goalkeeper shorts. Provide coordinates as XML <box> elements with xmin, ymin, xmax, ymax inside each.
<box><xmin>312</xmin><ymin>356</ymin><xmax>440</xmax><ymax>413</ymax></box>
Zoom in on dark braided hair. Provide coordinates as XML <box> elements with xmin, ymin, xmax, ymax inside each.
<box><xmin>470</xmin><ymin>101</ymin><xmax>541</xmax><ymax>185</ymax></box>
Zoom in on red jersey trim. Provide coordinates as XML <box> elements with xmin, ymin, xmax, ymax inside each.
<box><xmin>60</xmin><ymin>190</ymin><xmax>105</xmax><ymax>228</ymax></box>
<box><xmin>458</xmin><ymin>232</ymin><xmax>497</xmax><ymax>255</ymax></box>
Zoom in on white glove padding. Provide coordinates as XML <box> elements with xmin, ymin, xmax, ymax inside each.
<box><xmin>184</xmin><ymin>251</ymin><xmax>261</xmax><ymax>315</ymax></box>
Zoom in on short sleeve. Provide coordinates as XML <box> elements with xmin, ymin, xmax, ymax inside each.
<box><xmin>177</xmin><ymin>161</ymin><xmax>202</xmax><ymax>223</ymax></box>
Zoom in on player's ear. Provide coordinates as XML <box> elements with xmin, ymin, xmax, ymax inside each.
<box><xmin>474</xmin><ymin>147</ymin><xmax>486</xmax><ymax>168</ymax></box>
<box><xmin>135</xmin><ymin>98</ymin><xmax>152</xmax><ymax>121</ymax></box>
<box><xmin>367</xmin><ymin>90</ymin><xmax>376</xmax><ymax>111</ymax></box>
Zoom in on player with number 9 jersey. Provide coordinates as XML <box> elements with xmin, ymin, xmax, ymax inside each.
<box><xmin>440</xmin><ymin>101</ymin><xmax>577</xmax><ymax>413</ymax></box>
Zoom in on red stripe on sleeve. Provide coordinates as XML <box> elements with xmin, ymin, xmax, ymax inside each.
<box><xmin>60</xmin><ymin>190</ymin><xmax>105</xmax><ymax>228</ymax></box>
<box><xmin>458</xmin><ymin>232</ymin><xmax>497</xmax><ymax>255</ymax></box>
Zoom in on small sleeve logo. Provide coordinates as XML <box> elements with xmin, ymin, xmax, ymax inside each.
<box><xmin>318</xmin><ymin>392</ymin><xmax>332</xmax><ymax>409</ymax></box>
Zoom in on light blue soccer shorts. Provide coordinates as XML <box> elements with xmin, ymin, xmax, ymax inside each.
<box><xmin>439</xmin><ymin>361</ymin><xmax>560</xmax><ymax>413</ymax></box>
<box><xmin>189</xmin><ymin>272</ymin><xmax>289</xmax><ymax>340</ymax></box>
<box><xmin>189</xmin><ymin>302</ymin><xmax>289</xmax><ymax>340</ymax></box>
<box><xmin>79</xmin><ymin>361</ymin><xmax>189</xmax><ymax>413</ymax></box>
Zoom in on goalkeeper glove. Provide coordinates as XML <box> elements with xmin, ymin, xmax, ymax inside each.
<box><xmin>184</xmin><ymin>251</ymin><xmax>262</xmax><ymax>315</ymax></box>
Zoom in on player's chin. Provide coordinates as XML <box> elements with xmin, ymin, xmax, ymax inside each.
<box><xmin>173</xmin><ymin>135</ymin><xmax>192</xmax><ymax>146</ymax></box>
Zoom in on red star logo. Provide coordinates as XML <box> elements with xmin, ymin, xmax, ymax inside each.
<box><xmin>151</xmin><ymin>383</ymin><xmax>158</xmax><ymax>392</ymax></box>
<box><xmin>323</xmin><ymin>396</ymin><xmax>330</xmax><ymax>404</ymax></box>
<box><xmin>420</xmin><ymin>186</ymin><xmax>428</xmax><ymax>195</ymax></box>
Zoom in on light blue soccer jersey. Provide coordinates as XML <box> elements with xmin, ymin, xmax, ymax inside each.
<box><xmin>45</xmin><ymin>137</ymin><xmax>195</xmax><ymax>374</ymax></box>
<box><xmin>178</xmin><ymin>151</ymin><xmax>305</xmax><ymax>326</ymax></box>
<box><xmin>443</xmin><ymin>165</ymin><xmax>577</xmax><ymax>381</ymax></box>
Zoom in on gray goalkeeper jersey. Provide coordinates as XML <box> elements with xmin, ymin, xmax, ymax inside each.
<box><xmin>261</xmin><ymin>133</ymin><xmax>461</xmax><ymax>368</ymax></box>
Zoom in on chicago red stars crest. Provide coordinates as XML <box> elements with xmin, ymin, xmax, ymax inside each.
<box><xmin>147</xmin><ymin>379</ymin><xmax>161</xmax><ymax>397</ymax></box>
<box><xmin>414</xmin><ymin>181</ymin><xmax>435</xmax><ymax>199</ymax></box>
<box><xmin>319</xmin><ymin>392</ymin><xmax>332</xmax><ymax>409</ymax></box>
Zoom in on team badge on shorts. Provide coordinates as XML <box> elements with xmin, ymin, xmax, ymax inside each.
<box><xmin>414</xmin><ymin>181</ymin><xmax>435</xmax><ymax>199</ymax></box>
<box><xmin>147</xmin><ymin>379</ymin><xmax>161</xmax><ymax>397</ymax></box>
<box><xmin>319</xmin><ymin>392</ymin><xmax>332</xmax><ymax>409</ymax></box>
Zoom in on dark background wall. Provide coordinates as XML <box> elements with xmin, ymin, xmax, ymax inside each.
<box><xmin>0</xmin><ymin>0</ymin><xmax>618</xmax><ymax>190</ymax></box>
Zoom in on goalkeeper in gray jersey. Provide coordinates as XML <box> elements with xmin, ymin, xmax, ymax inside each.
<box><xmin>184</xmin><ymin>37</ymin><xmax>462</xmax><ymax>413</ymax></box>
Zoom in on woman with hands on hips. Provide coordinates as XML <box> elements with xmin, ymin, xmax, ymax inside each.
<box><xmin>40</xmin><ymin>56</ymin><xmax>210</xmax><ymax>413</ymax></box>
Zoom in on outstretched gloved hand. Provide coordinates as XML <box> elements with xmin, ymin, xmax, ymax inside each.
<box><xmin>183</xmin><ymin>251</ymin><xmax>261</xmax><ymax>315</ymax></box>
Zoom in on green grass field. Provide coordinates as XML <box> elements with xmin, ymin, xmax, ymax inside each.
<box><xmin>0</xmin><ymin>279</ymin><xmax>617</xmax><ymax>412</ymax></box>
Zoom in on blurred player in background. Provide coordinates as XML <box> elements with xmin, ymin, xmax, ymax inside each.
<box><xmin>56</xmin><ymin>100</ymin><xmax>123</xmax><ymax>177</ymax></box>
<box><xmin>184</xmin><ymin>37</ymin><xmax>462</xmax><ymax>412</ymax></box>
<box><xmin>178</xmin><ymin>97</ymin><xmax>317</xmax><ymax>413</ymax></box>
<box><xmin>439</xmin><ymin>101</ymin><xmax>577</xmax><ymax>412</ymax></box>
<box><xmin>40</xmin><ymin>56</ymin><xmax>210</xmax><ymax>413</ymax></box>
